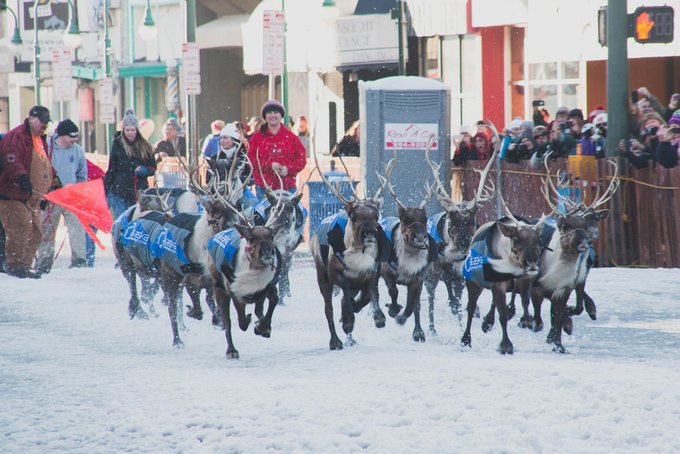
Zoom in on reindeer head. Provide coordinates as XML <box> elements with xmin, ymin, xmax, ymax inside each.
<box><xmin>136</xmin><ymin>190</ymin><xmax>172</xmax><ymax>217</ymax></box>
<box><xmin>235</xmin><ymin>224</ymin><xmax>278</xmax><ymax>269</ymax></box>
<box><xmin>202</xmin><ymin>198</ymin><xmax>241</xmax><ymax>234</ymax></box>
<box><xmin>398</xmin><ymin>206</ymin><xmax>429</xmax><ymax>250</ymax></box>
<box><xmin>553</xmin><ymin>212</ymin><xmax>590</xmax><ymax>255</ymax></box>
<box><xmin>265</xmin><ymin>190</ymin><xmax>303</xmax><ymax>232</ymax></box>
<box><xmin>345</xmin><ymin>202</ymin><xmax>381</xmax><ymax>250</ymax></box>
<box><xmin>497</xmin><ymin>219</ymin><xmax>542</xmax><ymax>276</ymax></box>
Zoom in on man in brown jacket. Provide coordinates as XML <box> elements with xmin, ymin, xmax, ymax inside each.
<box><xmin>0</xmin><ymin>105</ymin><xmax>56</xmax><ymax>278</ymax></box>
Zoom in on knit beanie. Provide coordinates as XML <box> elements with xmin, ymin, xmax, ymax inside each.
<box><xmin>220</xmin><ymin>123</ymin><xmax>241</xmax><ymax>143</ymax></box>
<box><xmin>670</xmin><ymin>110</ymin><xmax>680</xmax><ymax>126</ymax></box>
<box><xmin>56</xmin><ymin>119</ymin><xmax>79</xmax><ymax>137</ymax></box>
<box><xmin>261</xmin><ymin>99</ymin><xmax>285</xmax><ymax>119</ymax></box>
<box><xmin>121</xmin><ymin>108</ymin><xmax>140</xmax><ymax>129</ymax></box>
<box><xmin>165</xmin><ymin>117</ymin><xmax>182</xmax><ymax>133</ymax></box>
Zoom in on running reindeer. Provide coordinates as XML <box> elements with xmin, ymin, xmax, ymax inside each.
<box><xmin>423</xmin><ymin>132</ymin><xmax>497</xmax><ymax>334</ymax></box>
<box><xmin>309</xmin><ymin>153</ymin><xmax>390</xmax><ymax>350</ymax></box>
<box><xmin>460</xmin><ymin>189</ymin><xmax>546</xmax><ymax>354</ymax></box>
<box><xmin>112</xmin><ymin>190</ymin><xmax>174</xmax><ymax>320</ymax></box>
<box><xmin>156</xmin><ymin>159</ymin><xmax>252</xmax><ymax>347</ymax></box>
<box><xmin>369</xmin><ymin>156</ymin><xmax>438</xmax><ymax>342</ymax></box>
<box><xmin>207</xmin><ymin>201</ymin><xmax>282</xmax><ymax>359</ymax></box>
<box><xmin>528</xmin><ymin>158</ymin><xmax>619</xmax><ymax>351</ymax></box>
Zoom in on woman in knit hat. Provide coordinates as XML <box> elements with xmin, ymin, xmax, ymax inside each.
<box><xmin>155</xmin><ymin>117</ymin><xmax>186</xmax><ymax>160</ymax></box>
<box><xmin>247</xmin><ymin>99</ymin><xmax>306</xmax><ymax>198</ymax></box>
<box><xmin>204</xmin><ymin>123</ymin><xmax>250</xmax><ymax>185</ymax></box>
<box><xmin>103</xmin><ymin>108</ymin><xmax>157</xmax><ymax>218</ymax></box>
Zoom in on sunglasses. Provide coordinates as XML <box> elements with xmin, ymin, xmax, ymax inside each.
<box><xmin>69</xmin><ymin>133</ymin><xmax>79</xmax><ymax>139</ymax></box>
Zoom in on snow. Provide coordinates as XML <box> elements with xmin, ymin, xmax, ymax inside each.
<box><xmin>2</xmin><ymin>230</ymin><xmax>680</xmax><ymax>453</ymax></box>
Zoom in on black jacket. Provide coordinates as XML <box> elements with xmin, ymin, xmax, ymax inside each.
<box><xmin>104</xmin><ymin>132</ymin><xmax>157</xmax><ymax>205</ymax></box>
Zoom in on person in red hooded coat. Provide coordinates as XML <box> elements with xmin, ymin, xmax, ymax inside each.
<box><xmin>247</xmin><ymin>100</ymin><xmax>307</xmax><ymax>199</ymax></box>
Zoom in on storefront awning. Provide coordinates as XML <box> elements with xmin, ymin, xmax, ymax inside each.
<box><xmin>196</xmin><ymin>14</ymin><xmax>249</xmax><ymax>49</ymax></box>
<box><xmin>118</xmin><ymin>63</ymin><xmax>169</xmax><ymax>78</ymax></box>
<box><xmin>405</xmin><ymin>0</ymin><xmax>467</xmax><ymax>36</ymax></box>
<box><xmin>471</xmin><ymin>0</ymin><xmax>527</xmax><ymax>28</ymax></box>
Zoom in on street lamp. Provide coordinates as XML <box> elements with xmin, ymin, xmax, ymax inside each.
<box><xmin>63</xmin><ymin>0</ymin><xmax>82</xmax><ymax>49</ymax></box>
<box><xmin>0</xmin><ymin>2</ymin><xmax>24</xmax><ymax>56</ymax></box>
<box><xmin>138</xmin><ymin>0</ymin><xmax>158</xmax><ymax>42</ymax></box>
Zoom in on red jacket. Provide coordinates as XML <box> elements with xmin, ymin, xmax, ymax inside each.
<box><xmin>0</xmin><ymin>119</ymin><xmax>53</xmax><ymax>202</ymax></box>
<box><xmin>247</xmin><ymin>125</ymin><xmax>307</xmax><ymax>190</ymax></box>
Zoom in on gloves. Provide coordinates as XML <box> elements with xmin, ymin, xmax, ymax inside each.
<box><xmin>17</xmin><ymin>175</ymin><xmax>32</xmax><ymax>196</ymax></box>
<box><xmin>48</xmin><ymin>175</ymin><xmax>63</xmax><ymax>193</ymax></box>
<box><xmin>134</xmin><ymin>165</ymin><xmax>150</xmax><ymax>177</ymax></box>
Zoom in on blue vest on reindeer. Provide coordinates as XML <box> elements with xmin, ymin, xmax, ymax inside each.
<box><xmin>111</xmin><ymin>205</ymin><xmax>137</xmax><ymax>246</ymax></box>
<box><xmin>253</xmin><ymin>197</ymin><xmax>308</xmax><ymax>236</ymax></box>
<box><xmin>381</xmin><ymin>216</ymin><xmax>439</xmax><ymax>271</ymax></box>
<box><xmin>121</xmin><ymin>211</ymin><xmax>167</xmax><ymax>268</ymax></box>
<box><xmin>155</xmin><ymin>213</ymin><xmax>202</xmax><ymax>275</ymax></box>
<box><xmin>207</xmin><ymin>228</ymin><xmax>242</xmax><ymax>283</ymax></box>
<box><xmin>427</xmin><ymin>211</ymin><xmax>447</xmax><ymax>246</ymax></box>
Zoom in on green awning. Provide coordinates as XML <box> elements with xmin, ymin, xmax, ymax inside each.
<box><xmin>118</xmin><ymin>63</ymin><xmax>168</xmax><ymax>78</ymax></box>
<box><xmin>72</xmin><ymin>65</ymin><xmax>103</xmax><ymax>81</ymax></box>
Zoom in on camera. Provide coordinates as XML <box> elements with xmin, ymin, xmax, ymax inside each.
<box><xmin>563</xmin><ymin>120</ymin><xmax>574</xmax><ymax>130</ymax></box>
<box><xmin>631</xmin><ymin>89</ymin><xmax>639</xmax><ymax>104</ymax></box>
<box><xmin>532</xmin><ymin>99</ymin><xmax>545</xmax><ymax>107</ymax></box>
<box><xmin>643</xmin><ymin>126</ymin><xmax>659</xmax><ymax>137</ymax></box>
<box><xmin>670</xmin><ymin>127</ymin><xmax>680</xmax><ymax>134</ymax></box>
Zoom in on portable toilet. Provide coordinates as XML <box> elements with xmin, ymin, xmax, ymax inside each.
<box><xmin>359</xmin><ymin>76</ymin><xmax>451</xmax><ymax>217</ymax></box>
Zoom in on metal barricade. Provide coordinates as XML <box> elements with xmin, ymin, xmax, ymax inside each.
<box><xmin>306</xmin><ymin>170</ymin><xmax>358</xmax><ymax>234</ymax></box>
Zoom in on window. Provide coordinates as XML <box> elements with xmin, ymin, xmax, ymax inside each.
<box><xmin>523</xmin><ymin>61</ymin><xmax>583</xmax><ymax>119</ymax></box>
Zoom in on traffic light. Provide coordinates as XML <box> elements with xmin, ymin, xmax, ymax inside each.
<box><xmin>629</xmin><ymin>6</ymin><xmax>675</xmax><ymax>43</ymax></box>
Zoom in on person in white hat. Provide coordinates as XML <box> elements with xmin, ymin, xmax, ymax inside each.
<box><xmin>205</xmin><ymin>123</ymin><xmax>250</xmax><ymax>185</ymax></box>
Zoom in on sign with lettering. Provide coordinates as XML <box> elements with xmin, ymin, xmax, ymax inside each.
<box><xmin>181</xmin><ymin>42</ymin><xmax>201</xmax><ymax>95</ymax></box>
<box><xmin>336</xmin><ymin>15</ymin><xmax>401</xmax><ymax>66</ymax></box>
<box><xmin>384</xmin><ymin>123</ymin><xmax>439</xmax><ymax>150</ymax></box>
<box><xmin>262</xmin><ymin>10</ymin><xmax>284</xmax><ymax>75</ymax></box>
<box><xmin>99</xmin><ymin>78</ymin><xmax>115</xmax><ymax>124</ymax></box>
<box><xmin>52</xmin><ymin>48</ymin><xmax>72</xmax><ymax>101</ymax></box>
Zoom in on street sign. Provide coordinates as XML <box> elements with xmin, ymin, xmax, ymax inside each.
<box><xmin>181</xmin><ymin>42</ymin><xmax>201</xmax><ymax>95</ymax></box>
<box><xmin>262</xmin><ymin>10</ymin><xmax>285</xmax><ymax>75</ymax></box>
<box><xmin>99</xmin><ymin>79</ymin><xmax>115</xmax><ymax>124</ymax></box>
<box><xmin>629</xmin><ymin>6</ymin><xmax>674</xmax><ymax>43</ymax></box>
<box><xmin>52</xmin><ymin>48</ymin><xmax>72</xmax><ymax>102</ymax></box>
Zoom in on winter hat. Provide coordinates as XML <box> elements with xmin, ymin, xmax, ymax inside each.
<box><xmin>220</xmin><ymin>123</ymin><xmax>241</xmax><ymax>143</ymax></box>
<box><xmin>165</xmin><ymin>117</ymin><xmax>182</xmax><ymax>133</ymax></box>
<box><xmin>641</xmin><ymin>112</ymin><xmax>666</xmax><ymax>128</ymax></box>
<box><xmin>459</xmin><ymin>125</ymin><xmax>472</xmax><ymax>135</ymax></box>
<box><xmin>593</xmin><ymin>113</ymin><xmax>608</xmax><ymax>126</ymax></box>
<box><xmin>521</xmin><ymin>120</ymin><xmax>535</xmax><ymax>130</ymax></box>
<box><xmin>508</xmin><ymin>116</ymin><xmax>523</xmax><ymax>131</ymax></box>
<box><xmin>121</xmin><ymin>108</ymin><xmax>140</xmax><ymax>129</ymax></box>
<box><xmin>261</xmin><ymin>99</ymin><xmax>285</xmax><ymax>119</ymax></box>
<box><xmin>56</xmin><ymin>119</ymin><xmax>79</xmax><ymax>137</ymax></box>
<box><xmin>210</xmin><ymin>120</ymin><xmax>226</xmax><ymax>134</ymax></box>
<box><xmin>29</xmin><ymin>105</ymin><xmax>51</xmax><ymax>123</ymax></box>
<box><xmin>556</xmin><ymin>106</ymin><xmax>569</xmax><ymax>116</ymax></box>
<box><xmin>568</xmin><ymin>108</ymin><xmax>584</xmax><ymax>120</ymax></box>
<box><xmin>533</xmin><ymin>125</ymin><xmax>548</xmax><ymax>137</ymax></box>
<box><xmin>588</xmin><ymin>105</ymin><xmax>605</xmax><ymax>122</ymax></box>
<box><xmin>669</xmin><ymin>110</ymin><xmax>680</xmax><ymax>126</ymax></box>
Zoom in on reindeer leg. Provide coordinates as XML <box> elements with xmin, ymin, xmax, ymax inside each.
<box><xmin>385</xmin><ymin>276</ymin><xmax>402</xmax><ymax>318</ymax></box>
<box><xmin>214</xmin><ymin>284</ymin><xmax>238</xmax><ymax>359</ymax></box>
<box><xmin>424</xmin><ymin>273</ymin><xmax>438</xmax><ymax>335</ymax></box>
<box><xmin>461</xmin><ymin>282</ymin><xmax>482</xmax><ymax>348</ymax></box>
<box><xmin>254</xmin><ymin>301</ymin><xmax>265</xmax><ymax>320</ymax></box>
<box><xmin>254</xmin><ymin>285</ymin><xmax>279</xmax><ymax>338</ymax></box>
<box><xmin>317</xmin><ymin>268</ymin><xmax>342</xmax><ymax>350</ymax></box>
<box><xmin>277</xmin><ymin>255</ymin><xmax>292</xmax><ymax>305</ymax></box>
<box><xmin>407</xmin><ymin>283</ymin><xmax>425</xmax><ymax>342</ymax></box>
<box><xmin>123</xmin><ymin>260</ymin><xmax>147</xmax><ymax>320</ymax></box>
<box><xmin>481</xmin><ymin>302</ymin><xmax>496</xmax><ymax>333</ymax></box>
<box><xmin>341</xmin><ymin>284</ymin><xmax>357</xmax><ymax>346</ymax></box>
<box><xmin>370</xmin><ymin>273</ymin><xmax>386</xmax><ymax>328</ymax></box>
<box><xmin>203</xmin><ymin>286</ymin><xmax>222</xmax><ymax>328</ymax></box>
<box><xmin>453</xmin><ymin>275</ymin><xmax>466</xmax><ymax>318</ymax></box>
<box><xmin>233</xmin><ymin>299</ymin><xmax>252</xmax><ymax>332</ymax></box>
<box><xmin>185</xmin><ymin>278</ymin><xmax>204</xmax><ymax>321</ymax></box>
<box><xmin>140</xmin><ymin>273</ymin><xmax>159</xmax><ymax>318</ymax></box>
<box><xmin>518</xmin><ymin>280</ymin><xmax>533</xmax><ymax>329</ymax></box>
<box><xmin>582</xmin><ymin>288</ymin><xmax>597</xmax><ymax>321</ymax></box>
<box><xmin>162</xmin><ymin>273</ymin><xmax>184</xmax><ymax>348</ymax></box>
<box><xmin>551</xmin><ymin>296</ymin><xmax>568</xmax><ymax>353</ymax></box>
<box><xmin>531</xmin><ymin>290</ymin><xmax>544</xmax><ymax>332</ymax></box>
<box><xmin>493</xmin><ymin>287</ymin><xmax>513</xmax><ymax>355</ymax></box>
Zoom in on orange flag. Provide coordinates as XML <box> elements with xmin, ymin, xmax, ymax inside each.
<box><xmin>43</xmin><ymin>179</ymin><xmax>113</xmax><ymax>250</ymax></box>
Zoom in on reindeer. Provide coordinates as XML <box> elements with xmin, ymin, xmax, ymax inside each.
<box><xmin>112</xmin><ymin>190</ymin><xmax>175</xmax><ymax>319</ymax></box>
<box><xmin>207</xmin><ymin>204</ymin><xmax>282</xmax><ymax>359</ymax></box>
<box><xmin>368</xmin><ymin>156</ymin><xmax>437</xmax><ymax>342</ymax></box>
<box><xmin>460</xmin><ymin>188</ymin><xmax>545</xmax><ymax>354</ymax></box>
<box><xmin>309</xmin><ymin>153</ymin><xmax>389</xmax><ymax>350</ymax></box>
<box><xmin>423</xmin><ymin>132</ymin><xmax>497</xmax><ymax>334</ymax></box>
<box><xmin>156</xmin><ymin>160</ymin><xmax>252</xmax><ymax>347</ymax></box>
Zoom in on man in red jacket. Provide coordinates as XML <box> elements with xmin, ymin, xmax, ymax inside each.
<box><xmin>0</xmin><ymin>105</ymin><xmax>56</xmax><ymax>278</ymax></box>
<box><xmin>248</xmin><ymin>100</ymin><xmax>307</xmax><ymax>198</ymax></box>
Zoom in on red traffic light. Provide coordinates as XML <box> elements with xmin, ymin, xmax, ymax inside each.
<box><xmin>630</xmin><ymin>6</ymin><xmax>674</xmax><ymax>43</ymax></box>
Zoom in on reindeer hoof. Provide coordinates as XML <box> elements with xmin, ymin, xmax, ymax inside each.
<box><xmin>186</xmin><ymin>306</ymin><xmax>203</xmax><ymax>320</ymax></box>
<box><xmin>461</xmin><ymin>333</ymin><xmax>472</xmax><ymax>348</ymax></box>
<box><xmin>239</xmin><ymin>314</ymin><xmax>252</xmax><ymax>331</ymax></box>
<box><xmin>585</xmin><ymin>300</ymin><xmax>597</xmax><ymax>320</ymax></box>
<box><xmin>481</xmin><ymin>317</ymin><xmax>494</xmax><ymax>333</ymax></box>
<box><xmin>173</xmin><ymin>338</ymin><xmax>185</xmax><ymax>349</ymax></box>
<box><xmin>412</xmin><ymin>329</ymin><xmax>425</xmax><ymax>343</ymax></box>
<box><xmin>532</xmin><ymin>320</ymin><xmax>544</xmax><ymax>332</ymax></box>
<box><xmin>395</xmin><ymin>314</ymin><xmax>408</xmax><ymax>326</ymax></box>
<box><xmin>254</xmin><ymin>322</ymin><xmax>271</xmax><ymax>338</ymax></box>
<box><xmin>226</xmin><ymin>349</ymin><xmax>240</xmax><ymax>359</ymax></box>
<box><xmin>546</xmin><ymin>327</ymin><xmax>556</xmax><ymax>344</ymax></box>
<box><xmin>344</xmin><ymin>335</ymin><xmax>356</xmax><ymax>347</ymax></box>
<box><xmin>129</xmin><ymin>305</ymin><xmax>148</xmax><ymax>320</ymax></box>
<box><xmin>563</xmin><ymin>316</ymin><xmax>573</xmax><ymax>335</ymax></box>
<box><xmin>212</xmin><ymin>315</ymin><xmax>223</xmax><ymax>329</ymax></box>
<box><xmin>499</xmin><ymin>341</ymin><xmax>514</xmax><ymax>355</ymax></box>
<box><xmin>373</xmin><ymin>312</ymin><xmax>386</xmax><ymax>328</ymax></box>
<box><xmin>429</xmin><ymin>326</ymin><xmax>438</xmax><ymax>336</ymax></box>
<box><xmin>552</xmin><ymin>342</ymin><xmax>566</xmax><ymax>354</ymax></box>
<box><xmin>518</xmin><ymin>315</ymin><xmax>533</xmax><ymax>329</ymax></box>
<box><xmin>330</xmin><ymin>337</ymin><xmax>343</xmax><ymax>350</ymax></box>
<box><xmin>387</xmin><ymin>303</ymin><xmax>402</xmax><ymax>318</ymax></box>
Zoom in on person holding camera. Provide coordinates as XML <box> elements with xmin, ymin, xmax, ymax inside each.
<box><xmin>618</xmin><ymin>113</ymin><xmax>665</xmax><ymax>169</ymax></box>
<box><xmin>532</xmin><ymin>100</ymin><xmax>549</xmax><ymax>127</ymax></box>
<box><xmin>655</xmin><ymin>113</ymin><xmax>680</xmax><ymax>169</ymax></box>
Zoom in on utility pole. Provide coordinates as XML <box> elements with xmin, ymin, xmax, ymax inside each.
<box><xmin>186</xmin><ymin>0</ymin><xmax>198</xmax><ymax>166</ymax></box>
<box><xmin>282</xmin><ymin>0</ymin><xmax>289</xmax><ymax>126</ymax></box>
<box><xmin>397</xmin><ymin>0</ymin><xmax>405</xmax><ymax>75</ymax></box>
<box><xmin>606</xmin><ymin>0</ymin><xmax>629</xmax><ymax>157</ymax></box>
<box><xmin>33</xmin><ymin>0</ymin><xmax>40</xmax><ymax>104</ymax></box>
